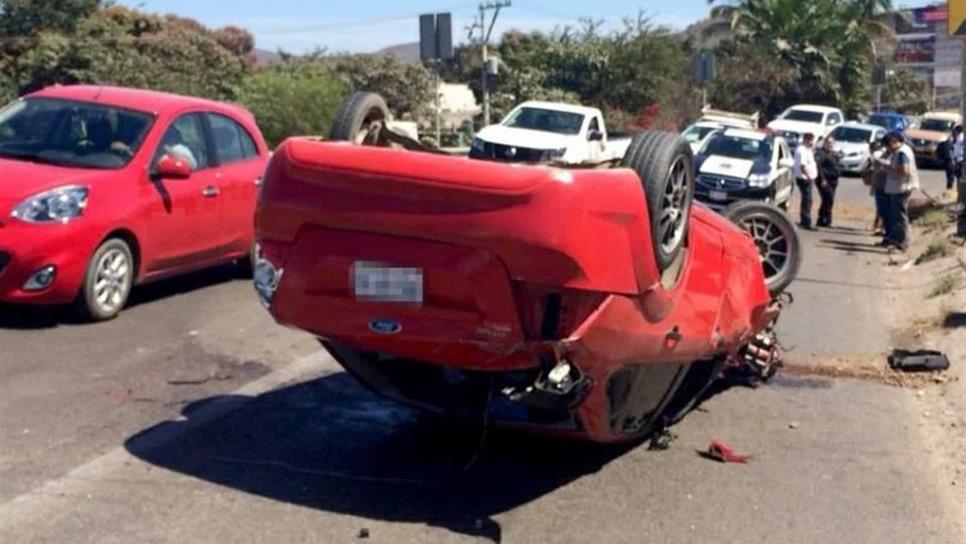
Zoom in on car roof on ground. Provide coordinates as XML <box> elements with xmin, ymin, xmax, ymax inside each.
<box><xmin>787</xmin><ymin>104</ymin><xmax>841</xmax><ymax>113</ymax></box>
<box><xmin>28</xmin><ymin>85</ymin><xmax>251</xmax><ymax>119</ymax></box>
<box><xmin>514</xmin><ymin>101</ymin><xmax>600</xmax><ymax>116</ymax></box>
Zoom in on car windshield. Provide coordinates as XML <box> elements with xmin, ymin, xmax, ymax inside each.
<box><xmin>868</xmin><ymin>114</ymin><xmax>899</xmax><ymax>129</ymax></box>
<box><xmin>702</xmin><ymin>134</ymin><xmax>772</xmax><ymax>160</ymax></box>
<box><xmin>781</xmin><ymin>109</ymin><xmax>825</xmax><ymax>123</ymax></box>
<box><xmin>919</xmin><ymin>118</ymin><xmax>955</xmax><ymax>132</ymax></box>
<box><xmin>682</xmin><ymin>125</ymin><xmax>718</xmax><ymax>144</ymax></box>
<box><xmin>503</xmin><ymin>107</ymin><xmax>585</xmax><ymax>135</ymax></box>
<box><xmin>0</xmin><ymin>97</ymin><xmax>154</xmax><ymax>170</ymax></box>
<box><xmin>830</xmin><ymin>126</ymin><xmax>873</xmax><ymax>143</ymax></box>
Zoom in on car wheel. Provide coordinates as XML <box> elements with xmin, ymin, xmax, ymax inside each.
<box><xmin>76</xmin><ymin>239</ymin><xmax>135</xmax><ymax>321</ymax></box>
<box><xmin>329</xmin><ymin>91</ymin><xmax>391</xmax><ymax>145</ymax></box>
<box><xmin>723</xmin><ymin>201</ymin><xmax>802</xmax><ymax>295</ymax></box>
<box><xmin>620</xmin><ymin>131</ymin><xmax>695</xmax><ymax>272</ymax></box>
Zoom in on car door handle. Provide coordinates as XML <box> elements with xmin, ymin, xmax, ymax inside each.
<box><xmin>202</xmin><ymin>186</ymin><xmax>220</xmax><ymax>198</ymax></box>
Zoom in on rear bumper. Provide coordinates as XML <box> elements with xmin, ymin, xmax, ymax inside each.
<box><xmin>0</xmin><ymin>221</ymin><xmax>97</xmax><ymax>304</ymax></box>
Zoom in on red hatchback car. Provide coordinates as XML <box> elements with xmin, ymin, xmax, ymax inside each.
<box><xmin>0</xmin><ymin>85</ymin><xmax>269</xmax><ymax>320</ymax></box>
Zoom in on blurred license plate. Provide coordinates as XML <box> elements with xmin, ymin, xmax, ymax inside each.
<box><xmin>709</xmin><ymin>190</ymin><xmax>728</xmax><ymax>201</ymax></box>
<box><xmin>353</xmin><ymin>261</ymin><xmax>423</xmax><ymax>303</ymax></box>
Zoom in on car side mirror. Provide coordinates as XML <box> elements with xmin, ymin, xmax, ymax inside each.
<box><xmin>587</xmin><ymin>129</ymin><xmax>604</xmax><ymax>141</ymax></box>
<box><xmin>154</xmin><ymin>154</ymin><xmax>191</xmax><ymax>179</ymax></box>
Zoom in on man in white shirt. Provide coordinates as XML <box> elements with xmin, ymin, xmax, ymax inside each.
<box><xmin>880</xmin><ymin>131</ymin><xmax>919</xmax><ymax>251</ymax></box>
<box><xmin>792</xmin><ymin>133</ymin><xmax>818</xmax><ymax>230</ymax></box>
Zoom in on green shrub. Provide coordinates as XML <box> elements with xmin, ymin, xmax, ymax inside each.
<box><xmin>235</xmin><ymin>65</ymin><xmax>348</xmax><ymax>148</ymax></box>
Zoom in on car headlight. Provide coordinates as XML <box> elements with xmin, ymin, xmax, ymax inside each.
<box><xmin>11</xmin><ymin>185</ymin><xmax>89</xmax><ymax>224</ymax></box>
<box><xmin>471</xmin><ymin>138</ymin><xmax>486</xmax><ymax>153</ymax></box>
<box><xmin>748</xmin><ymin>173</ymin><xmax>771</xmax><ymax>187</ymax></box>
<box><xmin>541</xmin><ymin>148</ymin><xmax>567</xmax><ymax>161</ymax></box>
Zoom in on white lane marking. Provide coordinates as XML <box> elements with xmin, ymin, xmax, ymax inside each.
<box><xmin>0</xmin><ymin>349</ymin><xmax>340</xmax><ymax>530</ymax></box>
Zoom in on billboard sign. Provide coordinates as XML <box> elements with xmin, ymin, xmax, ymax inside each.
<box><xmin>894</xmin><ymin>35</ymin><xmax>936</xmax><ymax>64</ymax></box>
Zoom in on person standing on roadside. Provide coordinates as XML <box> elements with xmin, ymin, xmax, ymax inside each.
<box><xmin>953</xmin><ymin>125</ymin><xmax>964</xmax><ymax>187</ymax></box>
<box><xmin>938</xmin><ymin>128</ymin><xmax>957</xmax><ymax>192</ymax></box>
<box><xmin>816</xmin><ymin>135</ymin><xmax>841</xmax><ymax>227</ymax></box>
<box><xmin>792</xmin><ymin>132</ymin><xmax>818</xmax><ymax>230</ymax></box>
<box><xmin>880</xmin><ymin>131</ymin><xmax>919</xmax><ymax>251</ymax></box>
<box><xmin>862</xmin><ymin>140</ymin><xmax>889</xmax><ymax>236</ymax></box>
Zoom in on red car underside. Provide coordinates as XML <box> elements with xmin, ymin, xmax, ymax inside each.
<box><xmin>257</xmin><ymin>139</ymin><xmax>773</xmax><ymax>443</ymax></box>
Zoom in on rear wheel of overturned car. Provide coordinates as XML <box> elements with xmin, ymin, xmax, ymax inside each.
<box><xmin>620</xmin><ymin>131</ymin><xmax>695</xmax><ymax>273</ymax></box>
<box><xmin>329</xmin><ymin>91</ymin><xmax>391</xmax><ymax>145</ymax></box>
<box><xmin>723</xmin><ymin>201</ymin><xmax>802</xmax><ymax>295</ymax></box>
<box><xmin>76</xmin><ymin>238</ymin><xmax>135</xmax><ymax>322</ymax></box>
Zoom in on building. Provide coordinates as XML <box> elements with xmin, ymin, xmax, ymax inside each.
<box><xmin>878</xmin><ymin>3</ymin><xmax>963</xmax><ymax>110</ymax></box>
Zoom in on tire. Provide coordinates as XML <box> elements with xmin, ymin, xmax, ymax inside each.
<box><xmin>329</xmin><ymin>91</ymin><xmax>391</xmax><ymax>144</ymax></box>
<box><xmin>76</xmin><ymin>239</ymin><xmax>135</xmax><ymax>321</ymax></box>
<box><xmin>723</xmin><ymin>201</ymin><xmax>802</xmax><ymax>295</ymax></box>
<box><xmin>620</xmin><ymin>131</ymin><xmax>695</xmax><ymax>272</ymax></box>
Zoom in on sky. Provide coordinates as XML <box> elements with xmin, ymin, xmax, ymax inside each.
<box><xmin>117</xmin><ymin>0</ymin><xmax>943</xmax><ymax>54</ymax></box>
<box><xmin>117</xmin><ymin>0</ymin><xmax>721</xmax><ymax>52</ymax></box>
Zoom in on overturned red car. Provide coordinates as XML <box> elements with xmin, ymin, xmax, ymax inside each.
<box><xmin>254</xmin><ymin>93</ymin><xmax>801</xmax><ymax>444</ymax></box>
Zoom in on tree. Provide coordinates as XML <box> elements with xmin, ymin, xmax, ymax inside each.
<box><xmin>443</xmin><ymin>15</ymin><xmax>697</xmax><ymax>130</ymax></box>
<box><xmin>0</xmin><ymin>3</ymin><xmax>253</xmax><ymax>101</ymax></box>
<box><xmin>235</xmin><ymin>61</ymin><xmax>347</xmax><ymax>147</ymax></box>
<box><xmin>710</xmin><ymin>0</ymin><xmax>894</xmax><ymax>116</ymax></box>
<box><xmin>329</xmin><ymin>53</ymin><xmax>434</xmax><ymax>120</ymax></box>
<box><xmin>880</xmin><ymin>69</ymin><xmax>929</xmax><ymax>114</ymax></box>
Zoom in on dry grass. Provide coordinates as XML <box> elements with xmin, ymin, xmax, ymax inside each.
<box><xmin>928</xmin><ymin>273</ymin><xmax>964</xmax><ymax>299</ymax></box>
<box><xmin>915</xmin><ymin>236</ymin><xmax>954</xmax><ymax>265</ymax></box>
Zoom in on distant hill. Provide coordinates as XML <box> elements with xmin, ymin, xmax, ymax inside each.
<box><xmin>377</xmin><ymin>42</ymin><xmax>421</xmax><ymax>64</ymax></box>
<box><xmin>253</xmin><ymin>49</ymin><xmax>282</xmax><ymax>66</ymax></box>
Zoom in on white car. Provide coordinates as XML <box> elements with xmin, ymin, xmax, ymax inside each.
<box><xmin>682</xmin><ymin>121</ymin><xmax>725</xmax><ymax>153</ymax></box>
<box><xmin>693</xmin><ymin>128</ymin><xmax>795</xmax><ymax>210</ymax></box>
<box><xmin>767</xmin><ymin>104</ymin><xmax>845</xmax><ymax>148</ymax></box>
<box><xmin>825</xmin><ymin>122</ymin><xmax>887</xmax><ymax>174</ymax></box>
<box><xmin>470</xmin><ymin>101</ymin><xmax>629</xmax><ymax>164</ymax></box>
<box><xmin>682</xmin><ymin>107</ymin><xmax>760</xmax><ymax>153</ymax></box>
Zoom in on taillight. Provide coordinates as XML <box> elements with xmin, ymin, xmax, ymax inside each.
<box><xmin>514</xmin><ymin>283</ymin><xmax>608</xmax><ymax>340</ymax></box>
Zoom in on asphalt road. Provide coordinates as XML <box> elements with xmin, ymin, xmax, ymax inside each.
<box><xmin>1</xmin><ymin>170</ymin><xmax>962</xmax><ymax>544</ymax></box>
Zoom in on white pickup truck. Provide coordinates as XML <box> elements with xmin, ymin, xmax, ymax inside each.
<box><xmin>469</xmin><ymin>101</ymin><xmax>631</xmax><ymax>164</ymax></box>
<box><xmin>766</xmin><ymin>104</ymin><xmax>845</xmax><ymax>148</ymax></box>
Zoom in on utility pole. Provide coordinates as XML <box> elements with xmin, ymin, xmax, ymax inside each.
<box><xmin>476</xmin><ymin>0</ymin><xmax>510</xmax><ymax>126</ymax></box>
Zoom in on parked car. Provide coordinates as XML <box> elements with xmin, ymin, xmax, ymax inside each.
<box><xmin>682</xmin><ymin>107</ymin><xmax>760</xmax><ymax>153</ymax></box>
<box><xmin>252</xmin><ymin>92</ymin><xmax>803</xmax><ymax>444</ymax></box>
<box><xmin>693</xmin><ymin>128</ymin><xmax>794</xmax><ymax>210</ymax></box>
<box><xmin>766</xmin><ymin>104</ymin><xmax>844</xmax><ymax>148</ymax></box>
<box><xmin>0</xmin><ymin>85</ymin><xmax>269</xmax><ymax>320</ymax></box>
<box><xmin>904</xmin><ymin>111</ymin><xmax>963</xmax><ymax>165</ymax></box>
<box><xmin>866</xmin><ymin>111</ymin><xmax>909</xmax><ymax>133</ymax></box>
<box><xmin>470</xmin><ymin>101</ymin><xmax>630</xmax><ymax>164</ymax></box>
<box><xmin>825</xmin><ymin>122</ymin><xmax>887</xmax><ymax>174</ymax></box>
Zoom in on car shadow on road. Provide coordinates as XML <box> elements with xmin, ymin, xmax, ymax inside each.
<box><xmin>124</xmin><ymin>372</ymin><xmax>635</xmax><ymax>543</ymax></box>
<box><xmin>0</xmin><ymin>264</ymin><xmax>246</xmax><ymax>330</ymax></box>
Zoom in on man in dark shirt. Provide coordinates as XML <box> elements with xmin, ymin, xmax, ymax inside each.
<box><xmin>815</xmin><ymin>136</ymin><xmax>841</xmax><ymax>228</ymax></box>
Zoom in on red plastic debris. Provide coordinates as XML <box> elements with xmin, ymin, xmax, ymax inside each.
<box><xmin>703</xmin><ymin>439</ymin><xmax>752</xmax><ymax>463</ymax></box>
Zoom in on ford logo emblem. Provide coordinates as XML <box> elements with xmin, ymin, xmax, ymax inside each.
<box><xmin>369</xmin><ymin>318</ymin><xmax>402</xmax><ymax>335</ymax></box>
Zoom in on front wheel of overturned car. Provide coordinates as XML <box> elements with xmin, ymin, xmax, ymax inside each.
<box><xmin>76</xmin><ymin>238</ymin><xmax>135</xmax><ymax>322</ymax></box>
<box><xmin>329</xmin><ymin>91</ymin><xmax>391</xmax><ymax>145</ymax></box>
<box><xmin>621</xmin><ymin>131</ymin><xmax>695</xmax><ymax>273</ymax></box>
<box><xmin>723</xmin><ymin>201</ymin><xmax>802</xmax><ymax>295</ymax></box>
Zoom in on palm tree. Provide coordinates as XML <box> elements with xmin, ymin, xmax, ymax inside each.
<box><xmin>707</xmin><ymin>0</ymin><xmax>894</xmax><ymax>111</ymax></box>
